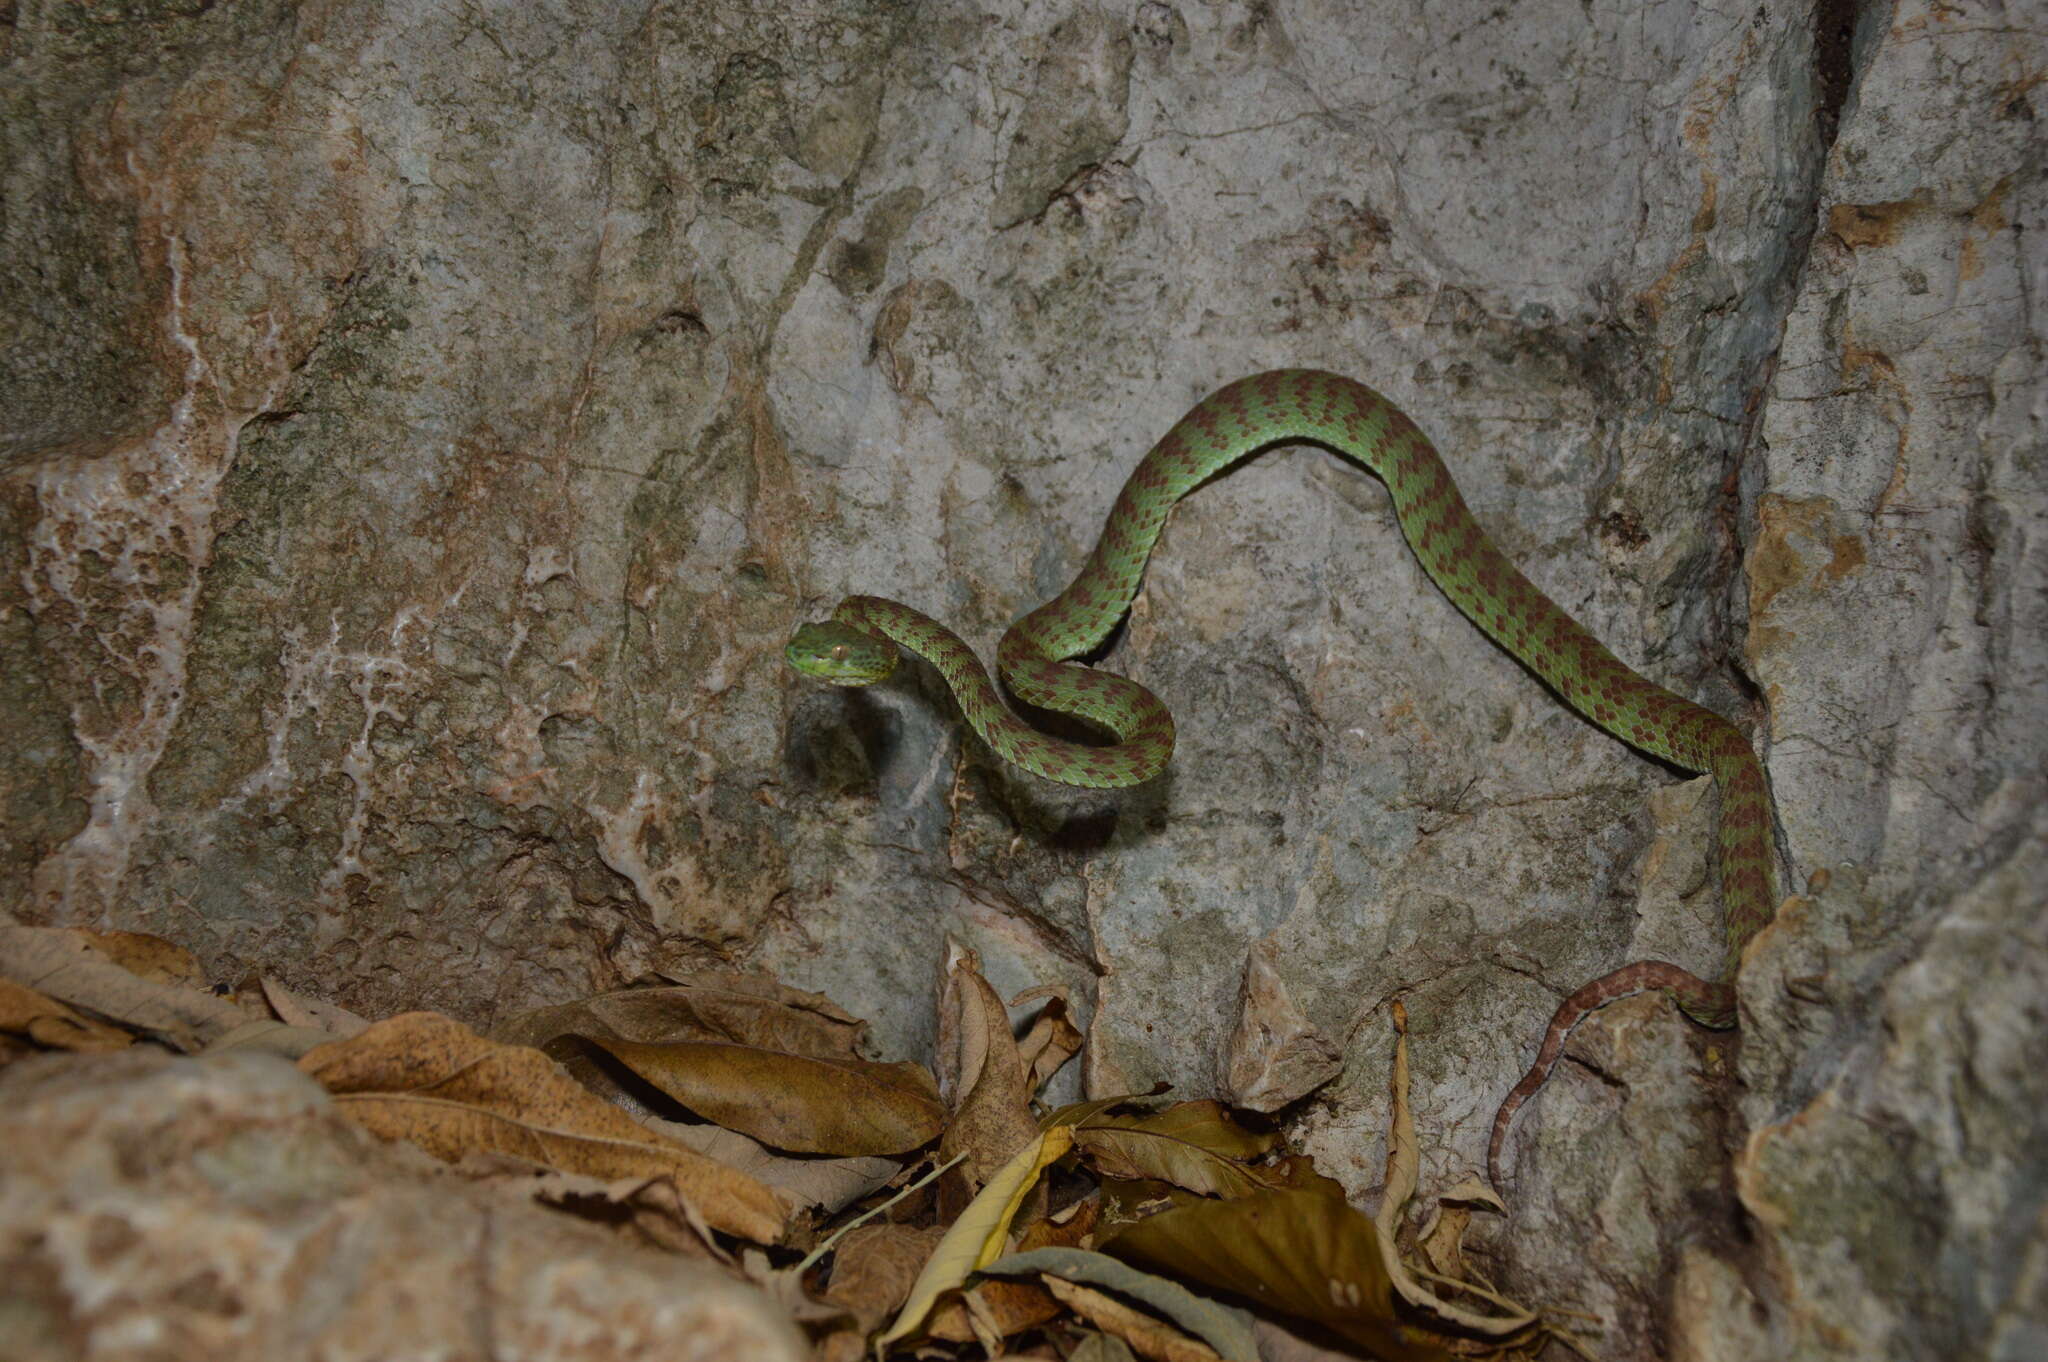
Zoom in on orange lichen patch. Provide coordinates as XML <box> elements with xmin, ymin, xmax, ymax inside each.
<box><xmin>1969</xmin><ymin>174</ymin><xmax>2014</xmax><ymax>233</ymax></box>
<box><xmin>1750</xmin><ymin>495</ymin><xmax>1827</xmax><ymax>615</ymax></box>
<box><xmin>1841</xmin><ymin>342</ymin><xmax>1903</xmax><ymax>393</ymax></box>
<box><xmin>1959</xmin><ymin>175</ymin><xmax>2016</xmax><ymax>283</ymax></box>
<box><xmin>1960</xmin><ymin>238</ymin><xmax>1983</xmax><ymax>283</ymax></box>
<box><xmin>1823</xmin><ymin>531</ymin><xmax>1866</xmax><ymax>582</ymax></box>
<box><xmin>1749</xmin><ymin>494</ymin><xmax>1862</xmax><ymax>617</ymax></box>
<box><xmin>1827</xmin><ymin>195</ymin><xmax>1926</xmax><ymax>250</ymax></box>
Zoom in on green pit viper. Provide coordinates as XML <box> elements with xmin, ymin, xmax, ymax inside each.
<box><xmin>785</xmin><ymin>369</ymin><xmax>1779</xmax><ymax>1190</ymax></box>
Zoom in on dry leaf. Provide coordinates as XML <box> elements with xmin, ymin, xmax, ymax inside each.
<box><xmin>70</xmin><ymin>929</ymin><xmax>208</xmax><ymax>989</ymax></box>
<box><xmin>654</xmin><ymin>1117</ymin><xmax>898</xmax><ymax>1214</ymax></box>
<box><xmin>1016</xmin><ymin>994</ymin><xmax>1083</xmax><ymax>1092</ymax></box>
<box><xmin>515</xmin><ymin>1167</ymin><xmax>727</xmax><ymax>1259</ymax></box>
<box><xmin>1071</xmin><ymin>1334</ymin><xmax>1141</xmax><ymax>1362</ymax></box>
<box><xmin>259</xmin><ymin>977</ymin><xmax>370</xmax><ymax>1038</ymax></box>
<box><xmin>935</xmin><ymin>941</ymin><xmax>1038</xmax><ymax>1194</ymax></box>
<box><xmin>582</xmin><ymin>1033</ymin><xmax>944</xmax><ymax>1156</ymax></box>
<box><xmin>1043</xmin><ymin>1277</ymin><xmax>1222</xmax><ymax>1362</ymax></box>
<box><xmin>876</xmin><ymin>1125</ymin><xmax>1075</xmax><ymax>1349</ymax></box>
<box><xmin>0</xmin><ymin>925</ymin><xmax>327</xmax><ymax>1055</ymax></box>
<box><xmin>1104</xmin><ymin>1188</ymin><xmax>1449</xmax><ymax>1362</ymax></box>
<box><xmin>299</xmin><ymin>1011</ymin><xmax>788</xmax><ymax>1243</ymax></box>
<box><xmin>928</xmin><ymin>1187</ymin><xmax>1096</xmax><ymax>1343</ymax></box>
<box><xmin>823</xmin><ymin>1223</ymin><xmax>947</xmax><ymax>1331</ymax></box>
<box><xmin>1375</xmin><ymin>1004</ymin><xmax>1535</xmax><ymax>1338</ymax></box>
<box><xmin>979</xmin><ymin>1248</ymin><xmax>1257</xmax><ymax>1360</ymax></box>
<box><xmin>498</xmin><ymin>975</ymin><xmax>868</xmax><ymax>1061</ymax></box>
<box><xmin>0</xmin><ymin>977</ymin><xmax>131</xmax><ymax>1052</ymax></box>
<box><xmin>1073</xmin><ymin>1101</ymin><xmax>1284</xmax><ymax>1199</ymax></box>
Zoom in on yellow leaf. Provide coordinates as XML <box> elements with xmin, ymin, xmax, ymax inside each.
<box><xmin>875</xmin><ymin>1124</ymin><xmax>1074</xmax><ymax>1352</ymax></box>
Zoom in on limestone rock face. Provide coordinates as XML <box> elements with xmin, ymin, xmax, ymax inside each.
<box><xmin>3</xmin><ymin>1</ymin><xmax>2040</xmax><ymax>1357</ymax></box>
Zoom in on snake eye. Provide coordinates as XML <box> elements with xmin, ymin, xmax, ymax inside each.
<box><xmin>830</xmin><ymin>644</ymin><xmax>849</xmax><ymax>661</ymax></box>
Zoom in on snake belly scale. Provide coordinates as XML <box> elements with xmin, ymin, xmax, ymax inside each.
<box><xmin>786</xmin><ymin>369</ymin><xmax>1779</xmax><ymax>1189</ymax></box>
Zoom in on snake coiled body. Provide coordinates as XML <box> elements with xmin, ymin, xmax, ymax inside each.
<box><xmin>787</xmin><ymin>369</ymin><xmax>1778</xmax><ymax>1189</ymax></box>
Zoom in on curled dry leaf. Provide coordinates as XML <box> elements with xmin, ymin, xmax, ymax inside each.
<box><xmin>935</xmin><ymin>941</ymin><xmax>1039</xmax><ymax>1194</ymax></box>
<box><xmin>581</xmin><ymin>1033</ymin><xmax>944</xmax><ymax>1157</ymax></box>
<box><xmin>823</xmin><ymin>1223</ymin><xmax>947</xmax><ymax>1332</ymax></box>
<box><xmin>298</xmin><ymin>1011</ymin><xmax>788</xmax><ymax>1244</ymax></box>
<box><xmin>258</xmin><ymin>977</ymin><xmax>371</xmax><ymax>1039</ymax></box>
<box><xmin>1375</xmin><ymin>1004</ymin><xmax>1534</xmax><ymax>1339</ymax></box>
<box><xmin>0</xmin><ymin>925</ymin><xmax>328</xmax><ymax>1056</ymax></box>
<box><xmin>1016</xmin><ymin>993</ymin><xmax>1083</xmax><ymax>1092</ymax></box>
<box><xmin>513</xmin><ymin>1167</ymin><xmax>728</xmax><ymax>1260</ymax></box>
<box><xmin>0</xmin><ymin>977</ymin><xmax>132</xmax><ymax>1052</ymax></box>
<box><xmin>497</xmin><ymin>975</ymin><xmax>869</xmax><ymax>1062</ymax></box>
<box><xmin>1073</xmin><ymin>1100</ymin><xmax>1284</xmax><ymax>1200</ymax></box>
<box><xmin>1042</xmin><ymin>1276</ymin><xmax>1223</xmax><ymax>1362</ymax></box>
<box><xmin>1104</xmin><ymin>1188</ymin><xmax>1450</xmax><ymax>1362</ymax></box>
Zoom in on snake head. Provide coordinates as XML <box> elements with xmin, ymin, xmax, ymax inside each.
<box><xmin>785</xmin><ymin>619</ymin><xmax>896</xmax><ymax>686</ymax></box>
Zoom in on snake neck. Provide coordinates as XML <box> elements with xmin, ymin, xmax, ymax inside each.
<box><xmin>838</xmin><ymin>596</ymin><xmax>1172</xmax><ymax>788</ymax></box>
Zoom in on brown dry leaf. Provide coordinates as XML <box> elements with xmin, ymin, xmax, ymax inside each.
<box><xmin>1072</xmin><ymin>1335</ymin><xmax>1141</xmax><ymax>1362</ymax></box>
<box><xmin>652</xmin><ymin>1117</ymin><xmax>898</xmax><ymax>1214</ymax></box>
<box><xmin>1375</xmin><ymin>1004</ymin><xmax>1534</xmax><ymax>1339</ymax></box>
<box><xmin>258</xmin><ymin>977</ymin><xmax>371</xmax><ymax>1038</ymax></box>
<box><xmin>0</xmin><ymin>925</ymin><xmax>328</xmax><ymax>1056</ymax></box>
<box><xmin>0</xmin><ymin>977</ymin><xmax>132</xmax><ymax>1052</ymax></box>
<box><xmin>823</xmin><ymin>1222</ymin><xmax>947</xmax><ymax>1332</ymax></box>
<box><xmin>935</xmin><ymin>940</ymin><xmax>1038</xmax><ymax>1194</ymax></box>
<box><xmin>582</xmin><ymin>1033</ymin><xmax>944</xmax><ymax>1156</ymax></box>
<box><xmin>741</xmin><ymin>1246</ymin><xmax>855</xmax><ymax>1327</ymax></box>
<box><xmin>498</xmin><ymin>974</ymin><xmax>868</xmax><ymax>1061</ymax></box>
<box><xmin>810</xmin><ymin>1328</ymin><xmax>867</xmax><ymax>1362</ymax></box>
<box><xmin>1044</xmin><ymin>1276</ymin><xmax>1222</xmax><ymax>1362</ymax></box>
<box><xmin>1104</xmin><ymin>1188</ymin><xmax>1450</xmax><ymax>1362</ymax></box>
<box><xmin>1074</xmin><ymin>1100</ymin><xmax>1284</xmax><ymax>1199</ymax></box>
<box><xmin>513</xmin><ymin>1167</ymin><xmax>727</xmax><ymax>1260</ymax></box>
<box><xmin>1015</xmin><ymin>992</ymin><xmax>1083</xmax><ymax>1092</ymax></box>
<box><xmin>70</xmin><ymin>929</ymin><xmax>208</xmax><ymax>989</ymax></box>
<box><xmin>299</xmin><ymin>1011</ymin><xmax>788</xmax><ymax>1243</ymax></box>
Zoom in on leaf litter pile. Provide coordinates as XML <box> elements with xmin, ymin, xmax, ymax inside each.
<box><xmin>1</xmin><ymin>923</ymin><xmax>1585</xmax><ymax>1360</ymax></box>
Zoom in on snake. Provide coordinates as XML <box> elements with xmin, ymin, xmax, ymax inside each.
<box><xmin>785</xmin><ymin>369</ymin><xmax>1778</xmax><ymax>1191</ymax></box>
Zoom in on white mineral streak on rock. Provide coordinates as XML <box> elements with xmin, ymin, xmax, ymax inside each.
<box><xmin>25</xmin><ymin>230</ymin><xmax>253</xmax><ymax>918</ymax></box>
<box><xmin>590</xmin><ymin>768</ymin><xmax>708</xmax><ymax>934</ymax></box>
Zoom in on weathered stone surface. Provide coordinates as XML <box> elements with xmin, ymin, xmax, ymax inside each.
<box><xmin>0</xmin><ymin>1048</ymin><xmax>804</xmax><ymax>1362</ymax></box>
<box><xmin>2</xmin><ymin>0</ymin><xmax>2040</xmax><ymax>1357</ymax></box>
